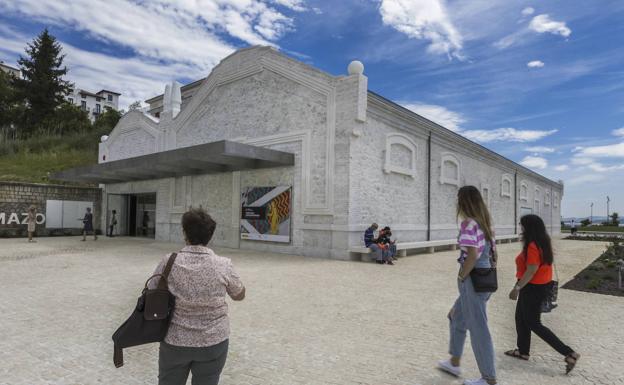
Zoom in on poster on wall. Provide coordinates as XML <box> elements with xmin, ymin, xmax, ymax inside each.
<box><xmin>240</xmin><ymin>186</ymin><xmax>291</xmax><ymax>243</ymax></box>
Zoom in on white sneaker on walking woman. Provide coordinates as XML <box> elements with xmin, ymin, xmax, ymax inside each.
<box><xmin>437</xmin><ymin>359</ymin><xmax>461</xmax><ymax>377</ymax></box>
<box><xmin>464</xmin><ymin>378</ymin><xmax>499</xmax><ymax>385</ymax></box>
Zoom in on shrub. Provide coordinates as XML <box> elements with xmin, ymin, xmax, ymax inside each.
<box><xmin>587</xmin><ymin>277</ymin><xmax>603</xmax><ymax>290</ymax></box>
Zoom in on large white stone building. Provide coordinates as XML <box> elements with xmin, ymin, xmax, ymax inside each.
<box><xmin>55</xmin><ymin>46</ymin><xmax>562</xmax><ymax>259</ymax></box>
<box><xmin>65</xmin><ymin>88</ymin><xmax>120</xmax><ymax>122</ymax></box>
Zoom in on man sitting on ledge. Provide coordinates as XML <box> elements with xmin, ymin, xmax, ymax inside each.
<box><xmin>364</xmin><ymin>223</ymin><xmax>390</xmax><ymax>265</ymax></box>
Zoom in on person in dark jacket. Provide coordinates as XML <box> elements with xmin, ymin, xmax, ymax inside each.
<box><xmin>81</xmin><ymin>207</ymin><xmax>97</xmax><ymax>241</ymax></box>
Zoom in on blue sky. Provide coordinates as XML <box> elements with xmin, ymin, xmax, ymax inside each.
<box><xmin>1</xmin><ymin>0</ymin><xmax>623</xmax><ymax>218</ymax></box>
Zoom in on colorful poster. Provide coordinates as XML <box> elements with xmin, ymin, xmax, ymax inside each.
<box><xmin>240</xmin><ymin>186</ymin><xmax>291</xmax><ymax>243</ymax></box>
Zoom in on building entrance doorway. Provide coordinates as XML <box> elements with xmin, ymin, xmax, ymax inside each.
<box><xmin>107</xmin><ymin>193</ymin><xmax>156</xmax><ymax>238</ymax></box>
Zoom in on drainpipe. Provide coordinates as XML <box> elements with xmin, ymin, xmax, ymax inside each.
<box><xmin>427</xmin><ymin>132</ymin><xmax>432</xmax><ymax>241</ymax></box>
<box><xmin>514</xmin><ymin>171</ymin><xmax>518</xmax><ymax>235</ymax></box>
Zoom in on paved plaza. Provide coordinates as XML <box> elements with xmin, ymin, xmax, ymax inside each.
<box><xmin>1</xmin><ymin>236</ymin><xmax>622</xmax><ymax>385</ymax></box>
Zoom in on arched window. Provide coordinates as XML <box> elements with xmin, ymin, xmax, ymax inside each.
<box><xmin>501</xmin><ymin>174</ymin><xmax>512</xmax><ymax>198</ymax></box>
<box><xmin>440</xmin><ymin>153</ymin><xmax>461</xmax><ymax>186</ymax></box>
<box><xmin>384</xmin><ymin>133</ymin><xmax>418</xmax><ymax>178</ymax></box>
<box><xmin>519</xmin><ymin>180</ymin><xmax>528</xmax><ymax>202</ymax></box>
<box><xmin>545</xmin><ymin>190</ymin><xmax>551</xmax><ymax>206</ymax></box>
<box><xmin>481</xmin><ymin>184</ymin><xmax>491</xmax><ymax>207</ymax></box>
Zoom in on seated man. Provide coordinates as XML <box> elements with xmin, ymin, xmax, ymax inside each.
<box><xmin>364</xmin><ymin>223</ymin><xmax>388</xmax><ymax>264</ymax></box>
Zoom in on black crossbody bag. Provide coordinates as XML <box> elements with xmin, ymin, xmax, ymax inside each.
<box><xmin>112</xmin><ymin>252</ymin><xmax>178</xmax><ymax>368</ymax></box>
<box><xmin>469</xmin><ymin>241</ymin><xmax>498</xmax><ymax>293</ymax></box>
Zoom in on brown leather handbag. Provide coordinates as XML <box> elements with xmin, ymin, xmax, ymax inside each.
<box><xmin>112</xmin><ymin>253</ymin><xmax>177</xmax><ymax>368</ymax></box>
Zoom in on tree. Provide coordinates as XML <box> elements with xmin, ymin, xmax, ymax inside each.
<box><xmin>580</xmin><ymin>219</ymin><xmax>591</xmax><ymax>227</ymax></box>
<box><xmin>0</xmin><ymin>70</ymin><xmax>19</xmax><ymax>140</ymax></box>
<box><xmin>93</xmin><ymin>108</ymin><xmax>122</xmax><ymax>133</ymax></box>
<box><xmin>14</xmin><ymin>29</ymin><xmax>71</xmax><ymax>136</ymax></box>
<box><xmin>612</xmin><ymin>212</ymin><xmax>620</xmax><ymax>226</ymax></box>
<box><xmin>38</xmin><ymin>102</ymin><xmax>91</xmax><ymax>136</ymax></box>
<box><xmin>128</xmin><ymin>100</ymin><xmax>142</xmax><ymax>111</ymax></box>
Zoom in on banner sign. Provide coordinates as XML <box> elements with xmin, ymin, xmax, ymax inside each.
<box><xmin>240</xmin><ymin>186</ymin><xmax>291</xmax><ymax>243</ymax></box>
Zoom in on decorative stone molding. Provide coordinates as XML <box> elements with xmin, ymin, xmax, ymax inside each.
<box><xmin>501</xmin><ymin>174</ymin><xmax>512</xmax><ymax>198</ymax></box>
<box><xmin>169</xmin><ymin>176</ymin><xmax>188</xmax><ymax>213</ymax></box>
<box><xmin>481</xmin><ymin>183</ymin><xmax>491</xmax><ymax>207</ymax></box>
<box><xmin>545</xmin><ymin>190</ymin><xmax>551</xmax><ymax>206</ymax></box>
<box><xmin>553</xmin><ymin>192</ymin><xmax>559</xmax><ymax>208</ymax></box>
<box><xmin>168</xmin><ymin>50</ymin><xmax>336</xmax><ymax>216</ymax></box>
<box><xmin>440</xmin><ymin>152</ymin><xmax>461</xmax><ymax>187</ymax></box>
<box><xmin>519</xmin><ymin>180</ymin><xmax>529</xmax><ymax>202</ymax></box>
<box><xmin>383</xmin><ymin>133</ymin><xmax>417</xmax><ymax>178</ymax></box>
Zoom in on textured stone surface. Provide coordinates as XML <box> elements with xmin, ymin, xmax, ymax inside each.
<box><xmin>0</xmin><ymin>236</ymin><xmax>620</xmax><ymax>385</ymax></box>
<box><xmin>99</xmin><ymin>46</ymin><xmax>563</xmax><ymax>260</ymax></box>
<box><xmin>0</xmin><ymin>182</ymin><xmax>102</xmax><ymax>237</ymax></box>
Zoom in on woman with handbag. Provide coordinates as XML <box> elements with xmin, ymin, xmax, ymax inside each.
<box><xmin>152</xmin><ymin>208</ymin><xmax>245</xmax><ymax>385</ymax></box>
<box><xmin>505</xmin><ymin>214</ymin><xmax>580</xmax><ymax>374</ymax></box>
<box><xmin>438</xmin><ymin>186</ymin><xmax>500</xmax><ymax>385</ymax></box>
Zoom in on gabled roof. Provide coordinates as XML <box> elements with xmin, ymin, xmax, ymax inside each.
<box><xmin>97</xmin><ymin>89</ymin><xmax>121</xmax><ymax>96</ymax></box>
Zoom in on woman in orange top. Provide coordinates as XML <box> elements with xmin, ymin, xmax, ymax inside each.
<box><xmin>505</xmin><ymin>214</ymin><xmax>580</xmax><ymax>374</ymax></box>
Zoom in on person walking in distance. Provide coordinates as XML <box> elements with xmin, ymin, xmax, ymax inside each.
<box><xmin>438</xmin><ymin>186</ymin><xmax>500</xmax><ymax>385</ymax></box>
<box><xmin>108</xmin><ymin>209</ymin><xmax>118</xmax><ymax>237</ymax></box>
<box><xmin>27</xmin><ymin>205</ymin><xmax>37</xmax><ymax>242</ymax></box>
<box><xmin>81</xmin><ymin>207</ymin><xmax>97</xmax><ymax>241</ymax></box>
<box><xmin>504</xmin><ymin>214</ymin><xmax>580</xmax><ymax>374</ymax></box>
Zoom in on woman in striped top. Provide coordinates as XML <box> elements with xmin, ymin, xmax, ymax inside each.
<box><xmin>438</xmin><ymin>186</ymin><xmax>500</xmax><ymax>385</ymax></box>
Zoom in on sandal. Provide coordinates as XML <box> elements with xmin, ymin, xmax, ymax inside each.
<box><xmin>504</xmin><ymin>349</ymin><xmax>529</xmax><ymax>360</ymax></box>
<box><xmin>565</xmin><ymin>352</ymin><xmax>580</xmax><ymax>374</ymax></box>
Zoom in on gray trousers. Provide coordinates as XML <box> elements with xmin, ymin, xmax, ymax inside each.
<box><xmin>159</xmin><ymin>339</ymin><xmax>229</xmax><ymax>385</ymax></box>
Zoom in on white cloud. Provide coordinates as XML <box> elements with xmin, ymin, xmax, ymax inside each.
<box><xmin>529</xmin><ymin>14</ymin><xmax>571</xmax><ymax>37</ymax></box>
<box><xmin>0</xmin><ymin>0</ymin><xmax>305</xmax><ymax>108</ymax></box>
<box><xmin>527</xmin><ymin>60</ymin><xmax>544</xmax><ymax>68</ymax></box>
<box><xmin>401</xmin><ymin>102</ymin><xmax>466</xmax><ymax>131</ymax></box>
<box><xmin>0</xmin><ymin>0</ymin><xmax>303</xmax><ymax>65</ymax></box>
<box><xmin>521</xmin><ymin>7</ymin><xmax>535</xmax><ymax>16</ymax></box>
<box><xmin>575</xmin><ymin>142</ymin><xmax>624</xmax><ymax>158</ymax></box>
<box><xmin>379</xmin><ymin>0</ymin><xmax>464</xmax><ymax>59</ymax></box>
<box><xmin>461</xmin><ymin>128</ymin><xmax>558</xmax><ymax>143</ymax></box>
<box><xmin>571</xmin><ymin>157</ymin><xmax>594</xmax><ymax>165</ymax></box>
<box><xmin>272</xmin><ymin>0</ymin><xmax>307</xmax><ymax>12</ymax></box>
<box><xmin>524</xmin><ymin>146</ymin><xmax>554</xmax><ymax>153</ymax></box>
<box><xmin>554</xmin><ymin>165</ymin><xmax>569</xmax><ymax>171</ymax></box>
<box><xmin>612</xmin><ymin>127</ymin><xmax>624</xmax><ymax>137</ymax></box>
<box><xmin>520</xmin><ymin>155</ymin><xmax>548</xmax><ymax>169</ymax></box>
<box><xmin>566</xmin><ymin>174</ymin><xmax>606</xmax><ymax>186</ymax></box>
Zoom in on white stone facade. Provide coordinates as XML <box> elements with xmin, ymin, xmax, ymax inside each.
<box><xmin>99</xmin><ymin>46</ymin><xmax>563</xmax><ymax>259</ymax></box>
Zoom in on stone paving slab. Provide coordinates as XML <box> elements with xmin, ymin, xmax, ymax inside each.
<box><xmin>0</xmin><ymin>236</ymin><xmax>622</xmax><ymax>385</ymax></box>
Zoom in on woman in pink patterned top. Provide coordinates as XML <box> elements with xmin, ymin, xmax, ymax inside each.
<box><xmin>152</xmin><ymin>208</ymin><xmax>245</xmax><ymax>385</ymax></box>
<box><xmin>438</xmin><ymin>186</ymin><xmax>500</xmax><ymax>385</ymax></box>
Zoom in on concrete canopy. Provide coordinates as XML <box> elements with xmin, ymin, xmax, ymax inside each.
<box><xmin>52</xmin><ymin>140</ymin><xmax>295</xmax><ymax>183</ymax></box>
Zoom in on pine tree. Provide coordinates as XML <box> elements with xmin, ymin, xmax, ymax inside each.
<box><xmin>14</xmin><ymin>29</ymin><xmax>71</xmax><ymax>136</ymax></box>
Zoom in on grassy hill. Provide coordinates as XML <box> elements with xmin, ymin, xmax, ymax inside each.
<box><xmin>0</xmin><ymin>127</ymin><xmax>109</xmax><ymax>185</ymax></box>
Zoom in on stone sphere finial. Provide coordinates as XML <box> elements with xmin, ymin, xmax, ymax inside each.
<box><xmin>348</xmin><ymin>60</ymin><xmax>364</xmax><ymax>75</ymax></box>
<box><xmin>100</xmin><ymin>135</ymin><xmax>109</xmax><ymax>142</ymax></box>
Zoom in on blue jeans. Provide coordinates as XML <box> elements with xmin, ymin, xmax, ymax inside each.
<box><xmin>448</xmin><ymin>275</ymin><xmax>496</xmax><ymax>381</ymax></box>
<box><xmin>368</xmin><ymin>244</ymin><xmax>388</xmax><ymax>261</ymax></box>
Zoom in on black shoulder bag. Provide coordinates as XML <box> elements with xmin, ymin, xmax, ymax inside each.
<box><xmin>469</xmin><ymin>241</ymin><xmax>498</xmax><ymax>293</ymax></box>
<box><xmin>112</xmin><ymin>252</ymin><xmax>178</xmax><ymax>368</ymax></box>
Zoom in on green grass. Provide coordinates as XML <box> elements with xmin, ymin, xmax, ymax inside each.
<box><xmin>0</xmin><ymin>128</ymin><xmax>108</xmax><ymax>185</ymax></box>
<box><xmin>0</xmin><ymin>148</ymin><xmax>98</xmax><ymax>184</ymax></box>
<box><xmin>562</xmin><ymin>226</ymin><xmax>624</xmax><ymax>233</ymax></box>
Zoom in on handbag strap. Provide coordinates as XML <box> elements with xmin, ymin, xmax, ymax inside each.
<box><xmin>157</xmin><ymin>252</ymin><xmax>178</xmax><ymax>290</ymax></box>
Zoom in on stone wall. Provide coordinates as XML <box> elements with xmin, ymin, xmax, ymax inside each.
<box><xmin>0</xmin><ymin>182</ymin><xmax>102</xmax><ymax>237</ymax></box>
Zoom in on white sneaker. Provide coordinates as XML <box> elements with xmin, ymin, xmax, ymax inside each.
<box><xmin>437</xmin><ymin>359</ymin><xmax>461</xmax><ymax>377</ymax></box>
<box><xmin>463</xmin><ymin>378</ymin><xmax>498</xmax><ymax>385</ymax></box>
